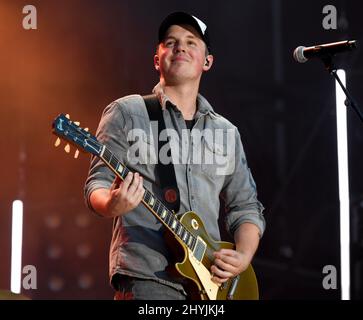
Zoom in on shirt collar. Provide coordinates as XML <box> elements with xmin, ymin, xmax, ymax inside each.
<box><xmin>152</xmin><ymin>82</ymin><xmax>215</xmax><ymax>116</ymax></box>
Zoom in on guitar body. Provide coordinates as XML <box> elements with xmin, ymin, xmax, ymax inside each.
<box><xmin>173</xmin><ymin>211</ymin><xmax>259</xmax><ymax>300</ymax></box>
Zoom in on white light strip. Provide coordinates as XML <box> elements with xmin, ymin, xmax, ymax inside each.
<box><xmin>11</xmin><ymin>200</ymin><xmax>23</xmax><ymax>294</ymax></box>
<box><xmin>335</xmin><ymin>69</ymin><xmax>350</xmax><ymax>300</ymax></box>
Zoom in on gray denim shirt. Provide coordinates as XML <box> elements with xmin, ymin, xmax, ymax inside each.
<box><xmin>84</xmin><ymin>92</ymin><xmax>265</xmax><ymax>292</ymax></box>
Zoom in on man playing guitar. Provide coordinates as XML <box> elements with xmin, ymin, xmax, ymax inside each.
<box><xmin>84</xmin><ymin>11</ymin><xmax>265</xmax><ymax>300</ymax></box>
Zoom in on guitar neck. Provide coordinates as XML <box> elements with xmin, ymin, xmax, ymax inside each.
<box><xmin>99</xmin><ymin>145</ymin><xmax>198</xmax><ymax>250</ymax></box>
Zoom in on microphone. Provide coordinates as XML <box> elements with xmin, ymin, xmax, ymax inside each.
<box><xmin>293</xmin><ymin>40</ymin><xmax>357</xmax><ymax>63</ymax></box>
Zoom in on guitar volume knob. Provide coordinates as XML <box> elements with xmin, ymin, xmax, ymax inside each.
<box><xmin>191</xmin><ymin>219</ymin><xmax>199</xmax><ymax>230</ymax></box>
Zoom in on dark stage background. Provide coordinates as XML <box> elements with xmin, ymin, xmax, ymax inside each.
<box><xmin>0</xmin><ymin>0</ymin><xmax>362</xmax><ymax>300</ymax></box>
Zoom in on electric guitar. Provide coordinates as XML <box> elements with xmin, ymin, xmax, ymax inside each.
<box><xmin>52</xmin><ymin>113</ymin><xmax>259</xmax><ymax>300</ymax></box>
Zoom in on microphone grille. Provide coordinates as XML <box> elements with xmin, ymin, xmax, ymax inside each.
<box><xmin>293</xmin><ymin>46</ymin><xmax>307</xmax><ymax>63</ymax></box>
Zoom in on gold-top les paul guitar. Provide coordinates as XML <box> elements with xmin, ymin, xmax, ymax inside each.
<box><xmin>52</xmin><ymin>113</ymin><xmax>259</xmax><ymax>300</ymax></box>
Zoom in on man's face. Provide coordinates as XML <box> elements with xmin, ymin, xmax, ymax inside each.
<box><xmin>155</xmin><ymin>24</ymin><xmax>213</xmax><ymax>85</ymax></box>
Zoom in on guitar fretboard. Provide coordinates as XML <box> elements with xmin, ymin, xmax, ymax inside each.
<box><xmin>101</xmin><ymin>146</ymin><xmax>197</xmax><ymax>251</ymax></box>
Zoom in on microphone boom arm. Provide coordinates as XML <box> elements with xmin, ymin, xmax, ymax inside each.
<box><xmin>322</xmin><ymin>54</ymin><xmax>363</xmax><ymax>125</ymax></box>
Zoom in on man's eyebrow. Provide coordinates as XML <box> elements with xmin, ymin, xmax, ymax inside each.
<box><xmin>185</xmin><ymin>35</ymin><xmax>199</xmax><ymax>41</ymax></box>
<box><xmin>164</xmin><ymin>34</ymin><xmax>198</xmax><ymax>41</ymax></box>
<box><xmin>163</xmin><ymin>36</ymin><xmax>177</xmax><ymax>41</ymax></box>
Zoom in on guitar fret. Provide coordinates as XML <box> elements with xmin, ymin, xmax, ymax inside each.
<box><xmin>144</xmin><ymin>191</ymin><xmax>151</xmax><ymax>203</ymax></box>
<box><xmin>175</xmin><ymin>223</ymin><xmax>180</xmax><ymax>234</ymax></box>
<box><xmin>164</xmin><ymin>212</ymin><xmax>170</xmax><ymax>224</ymax></box>
<box><xmin>175</xmin><ymin>222</ymin><xmax>184</xmax><ymax>237</ymax></box>
<box><xmin>148</xmin><ymin>195</ymin><xmax>155</xmax><ymax>206</ymax></box>
<box><xmin>107</xmin><ymin>150</ymin><xmax>112</xmax><ymax>162</ymax></box>
<box><xmin>160</xmin><ymin>210</ymin><xmax>168</xmax><ymax>222</ymax></box>
<box><xmin>171</xmin><ymin>219</ymin><xmax>178</xmax><ymax>230</ymax></box>
<box><xmin>182</xmin><ymin>231</ymin><xmax>188</xmax><ymax>242</ymax></box>
<box><xmin>166</xmin><ymin>212</ymin><xmax>173</xmax><ymax>226</ymax></box>
<box><xmin>116</xmin><ymin>163</ymin><xmax>123</xmax><ymax>174</ymax></box>
<box><xmin>110</xmin><ymin>154</ymin><xmax>119</xmax><ymax>169</ymax></box>
<box><xmin>177</xmin><ymin>225</ymin><xmax>183</xmax><ymax>236</ymax></box>
<box><xmin>120</xmin><ymin>165</ymin><xmax>126</xmax><ymax>177</ymax></box>
<box><xmin>171</xmin><ymin>218</ymin><xmax>177</xmax><ymax>230</ymax></box>
<box><xmin>153</xmin><ymin>200</ymin><xmax>160</xmax><ymax>213</ymax></box>
<box><xmin>122</xmin><ymin>167</ymin><xmax>129</xmax><ymax>179</ymax></box>
<box><xmin>156</xmin><ymin>203</ymin><xmax>163</xmax><ymax>215</ymax></box>
<box><xmin>160</xmin><ymin>208</ymin><xmax>168</xmax><ymax>219</ymax></box>
<box><xmin>103</xmin><ymin>148</ymin><xmax>112</xmax><ymax>163</ymax></box>
<box><xmin>191</xmin><ymin>236</ymin><xmax>197</xmax><ymax>249</ymax></box>
<box><xmin>187</xmin><ymin>235</ymin><xmax>193</xmax><ymax>247</ymax></box>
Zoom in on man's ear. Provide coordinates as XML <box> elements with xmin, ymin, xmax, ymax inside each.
<box><xmin>203</xmin><ymin>54</ymin><xmax>214</xmax><ymax>71</ymax></box>
<box><xmin>154</xmin><ymin>54</ymin><xmax>160</xmax><ymax>71</ymax></box>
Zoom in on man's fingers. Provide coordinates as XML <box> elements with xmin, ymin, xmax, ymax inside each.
<box><xmin>214</xmin><ymin>258</ymin><xmax>235</xmax><ymax>273</ymax></box>
<box><xmin>211</xmin><ymin>264</ymin><xmax>234</xmax><ymax>280</ymax></box>
<box><xmin>211</xmin><ymin>275</ymin><xmax>229</xmax><ymax>284</ymax></box>
<box><xmin>214</xmin><ymin>254</ymin><xmax>239</xmax><ymax>268</ymax></box>
<box><xmin>215</xmin><ymin>249</ymin><xmax>236</xmax><ymax>257</ymax></box>
<box><xmin>137</xmin><ymin>177</ymin><xmax>145</xmax><ymax>197</ymax></box>
<box><xmin>107</xmin><ymin>172</ymin><xmax>145</xmax><ymax>214</ymax></box>
<box><xmin>135</xmin><ymin>185</ymin><xmax>145</xmax><ymax>204</ymax></box>
<box><xmin>128</xmin><ymin>173</ymin><xmax>140</xmax><ymax>195</ymax></box>
<box><xmin>129</xmin><ymin>176</ymin><xmax>145</xmax><ymax>204</ymax></box>
<box><xmin>111</xmin><ymin>176</ymin><xmax>122</xmax><ymax>190</ymax></box>
<box><xmin>211</xmin><ymin>269</ymin><xmax>229</xmax><ymax>284</ymax></box>
<box><xmin>214</xmin><ymin>250</ymin><xmax>240</xmax><ymax>268</ymax></box>
<box><xmin>120</xmin><ymin>172</ymin><xmax>133</xmax><ymax>194</ymax></box>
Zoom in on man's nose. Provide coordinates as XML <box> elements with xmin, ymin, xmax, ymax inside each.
<box><xmin>174</xmin><ymin>42</ymin><xmax>186</xmax><ymax>53</ymax></box>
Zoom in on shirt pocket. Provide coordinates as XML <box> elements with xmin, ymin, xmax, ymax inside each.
<box><xmin>200</xmin><ymin>137</ymin><xmax>231</xmax><ymax>179</ymax></box>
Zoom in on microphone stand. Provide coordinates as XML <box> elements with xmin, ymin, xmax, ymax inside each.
<box><xmin>321</xmin><ymin>54</ymin><xmax>363</xmax><ymax>124</ymax></box>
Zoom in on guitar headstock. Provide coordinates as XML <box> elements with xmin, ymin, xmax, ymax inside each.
<box><xmin>52</xmin><ymin>114</ymin><xmax>102</xmax><ymax>158</ymax></box>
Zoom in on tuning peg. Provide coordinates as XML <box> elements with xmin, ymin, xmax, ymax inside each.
<box><xmin>74</xmin><ymin>149</ymin><xmax>80</xmax><ymax>159</ymax></box>
<box><xmin>54</xmin><ymin>137</ymin><xmax>61</xmax><ymax>147</ymax></box>
<box><xmin>65</xmin><ymin>114</ymin><xmax>70</xmax><ymax>119</ymax></box>
<box><xmin>74</xmin><ymin>121</ymin><xmax>80</xmax><ymax>126</ymax></box>
<box><xmin>64</xmin><ymin>144</ymin><xmax>71</xmax><ymax>153</ymax></box>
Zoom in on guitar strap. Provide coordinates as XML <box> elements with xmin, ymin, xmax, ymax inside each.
<box><xmin>142</xmin><ymin>94</ymin><xmax>180</xmax><ymax>212</ymax></box>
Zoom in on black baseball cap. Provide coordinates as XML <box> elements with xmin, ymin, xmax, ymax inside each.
<box><xmin>158</xmin><ymin>12</ymin><xmax>211</xmax><ymax>53</ymax></box>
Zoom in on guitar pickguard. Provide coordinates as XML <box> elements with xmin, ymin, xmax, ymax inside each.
<box><xmin>187</xmin><ymin>247</ymin><xmax>219</xmax><ymax>300</ymax></box>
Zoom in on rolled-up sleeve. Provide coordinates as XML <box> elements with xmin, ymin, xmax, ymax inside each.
<box><xmin>84</xmin><ymin>101</ymin><xmax>128</xmax><ymax>212</ymax></box>
<box><xmin>221</xmin><ymin>128</ymin><xmax>266</xmax><ymax>237</ymax></box>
